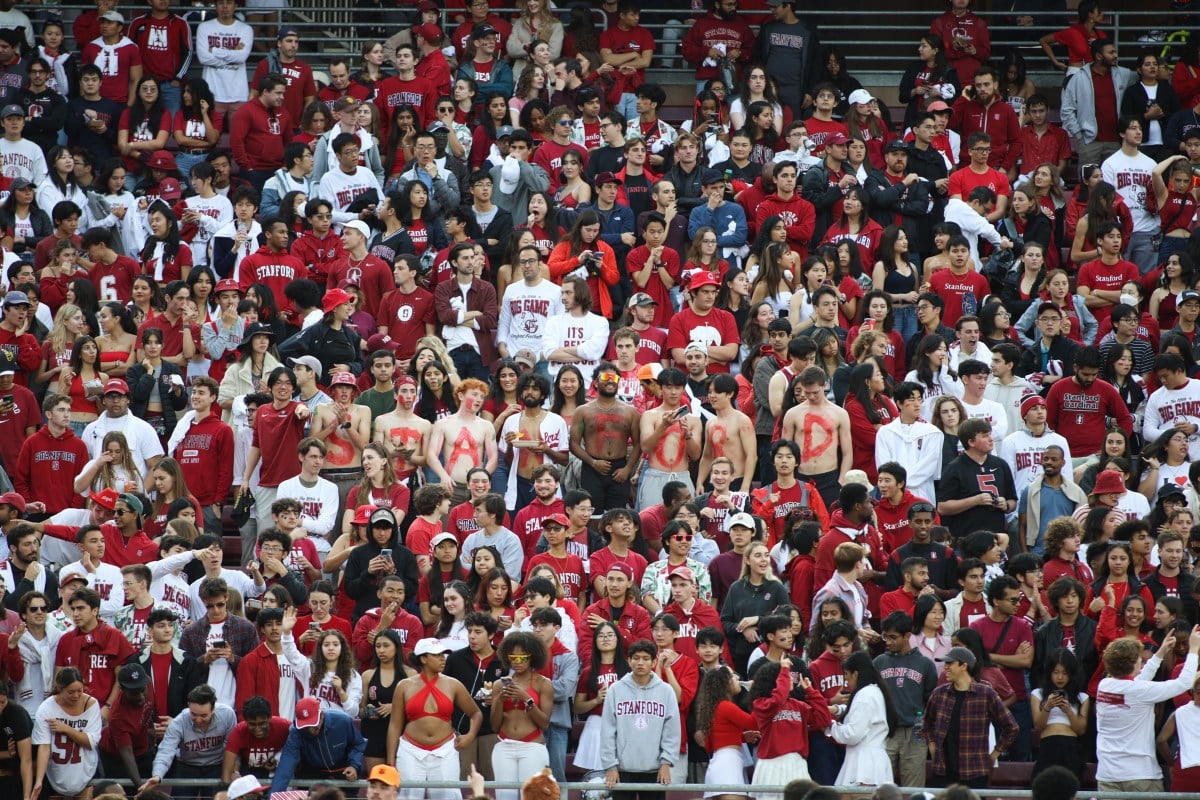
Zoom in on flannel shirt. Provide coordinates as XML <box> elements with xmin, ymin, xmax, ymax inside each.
<box><xmin>923</xmin><ymin>680</ymin><xmax>1019</xmax><ymax>781</ymax></box>
<box><xmin>179</xmin><ymin>613</ymin><xmax>260</xmax><ymax>667</ymax></box>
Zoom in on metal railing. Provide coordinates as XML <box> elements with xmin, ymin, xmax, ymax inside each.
<box><xmin>88</xmin><ymin>777</ymin><xmax>1200</xmax><ymax>798</ymax></box>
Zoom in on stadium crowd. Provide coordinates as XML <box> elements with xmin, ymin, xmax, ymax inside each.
<box><xmin>0</xmin><ymin>0</ymin><xmax>1197</xmax><ymax>798</ymax></box>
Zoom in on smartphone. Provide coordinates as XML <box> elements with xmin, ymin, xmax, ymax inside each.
<box><xmin>309</xmin><ymin>622</ymin><xmax>321</xmax><ymax>631</ymax></box>
<box><xmin>213</xmin><ymin>640</ymin><xmax>226</xmax><ymax>649</ymax></box>
<box><xmin>673</xmin><ymin>406</ymin><xmax>689</xmax><ymax>420</ymax></box>
<box><xmin>2</xmin><ymin>395</ymin><xmax>12</xmax><ymax>405</ymax></box>
<box><xmin>380</xmin><ymin>548</ymin><xmax>393</xmax><ymax>560</ymax></box>
<box><xmin>501</xmin><ymin>676</ymin><xmax>514</xmax><ymax>686</ymax></box>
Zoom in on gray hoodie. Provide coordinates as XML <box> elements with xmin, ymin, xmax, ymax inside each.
<box><xmin>151</xmin><ymin>701</ymin><xmax>238</xmax><ymax>778</ymax></box>
<box><xmin>600</xmin><ymin>671</ymin><xmax>680</xmax><ymax>773</ymax></box>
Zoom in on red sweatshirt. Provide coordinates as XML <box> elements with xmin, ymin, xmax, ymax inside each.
<box><xmin>238</xmin><ymin>246</ymin><xmax>306</xmax><ymax>311</ymax></box>
<box><xmin>578</xmin><ymin>598</ymin><xmax>652</xmax><ymax>665</ymax></box>
<box><xmin>42</xmin><ymin>520</ymin><xmax>158</xmax><ymax>567</ymax></box>
<box><xmin>325</xmin><ymin>253</ymin><xmax>393</xmax><ymax>318</ymax></box>
<box><xmin>14</xmin><ymin>425</ymin><xmax>88</xmax><ymax>514</ymax></box>
<box><xmin>755</xmin><ymin>193</ymin><xmax>816</xmax><ymax>259</ymax></box>
<box><xmin>173</xmin><ymin>412</ymin><xmax>235</xmax><ymax>506</ymax></box>
<box><xmin>127</xmin><ymin>14</ymin><xmax>192</xmax><ymax>82</ymax></box>
<box><xmin>752</xmin><ymin>664</ymin><xmax>831</xmax><ymax>759</ymax></box>
<box><xmin>290</xmin><ymin>231</ymin><xmax>344</xmax><ymax>287</ymax></box>
<box><xmin>235</xmin><ymin>640</ymin><xmax>305</xmax><ymax>719</ymax></box>
<box><xmin>230</xmin><ymin>99</ymin><xmax>293</xmax><ymax>172</ymax></box>
<box><xmin>0</xmin><ymin>327</ymin><xmax>42</xmax><ymax>387</ymax></box>
<box><xmin>874</xmin><ymin>489</ymin><xmax>937</xmax><ymax>553</ymax></box>
<box><xmin>661</xmin><ymin>599</ymin><xmax>722</xmax><ymax>662</ymax></box>
<box><xmin>351</xmin><ymin>606</ymin><xmax>424</xmax><ymax>667</ymax></box>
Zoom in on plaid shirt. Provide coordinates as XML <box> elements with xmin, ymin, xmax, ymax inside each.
<box><xmin>924</xmin><ymin>680</ymin><xmax>1019</xmax><ymax>781</ymax></box>
<box><xmin>179</xmin><ymin>613</ymin><xmax>260</xmax><ymax>667</ymax></box>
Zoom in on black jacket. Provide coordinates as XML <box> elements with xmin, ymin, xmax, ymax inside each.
<box><xmin>898</xmin><ymin>61</ymin><xmax>961</xmax><ymax>130</ymax></box>
<box><xmin>445</xmin><ymin>646</ymin><xmax>506</xmax><ymax>736</ymax></box>
<box><xmin>341</xmin><ymin>532</ymin><xmax>419</xmax><ymax>624</ymax></box>
<box><xmin>1145</xmin><ymin>570</ymin><xmax>1200</xmax><ymax>626</ymax></box>
<box><xmin>126</xmin><ymin>361</ymin><xmax>189</xmax><ymax>435</ymax></box>
<box><xmin>864</xmin><ymin>168</ymin><xmax>931</xmax><ymax>249</ymax></box>
<box><xmin>277</xmin><ymin>321</ymin><xmax>363</xmax><ymax>378</ymax></box>
<box><xmin>800</xmin><ymin>160</ymin><xmax>849</xmax><ymax>248</ymax></box>
<box><xmin>1032</xmin><ymin>613</ymin><xmax>1097</xmax><ymax>690</ymax></box>
<box><xmin>1016</xmin><ymin>334</ymin><xmax>1080</xmax><ymax>387</ymax></box>
<box><xmin>663</xmin><ymin>163</ymin><xmax>705</xmax><ymax>213</ymax></box>
<box><xmin>133</xmin><ymin>646</ymin><xmax>209</xmax><ymax>717</ymax></box>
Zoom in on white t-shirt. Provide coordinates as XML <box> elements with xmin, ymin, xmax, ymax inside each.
<box><xmin>317</xmin><ymin>166</ymin><xmax>383</xmax><ymax>228</ymax></box>
<box><xmin>205</xmin><ymin>619</ymin><xmax>236</xmax><ymax>707</ymax></box>
<box><xmin>540</xmin><ymin>311</ymin><xmax>610</xmax><ymax>385</ymax></box>
<box><xmin>960</xmin><ymin>396</ymin><xmax>1009</xmax><ymax>441</ymax></box>
<box><xmin>1102</xmin><ymin>149</ymin><xmax>1159</xmax><ymax>233</ymax></box>
<box><xmin>80</xmin><ymin>412</ymin><xmax>166</xmax><ymax>474</ymax></box>
<box><xmin>184</xmin><ymin>193</ymin><xmax>234</xmax><ymax>267</ymax></box>
<box><xmin>33</xmin><ymin>696</ymin><xmax>102</xmax><ymax>795</ymax></box>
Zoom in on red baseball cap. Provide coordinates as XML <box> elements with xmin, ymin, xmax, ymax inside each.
<box><xmin>295</xmin><ymin>697</ymin><xmax>323</xmax><ymax>728</ymax></box>
<box><xmin>541</xmin><ymin>513</ymin><xmax>570</xmax><ymax>528</ymax></box>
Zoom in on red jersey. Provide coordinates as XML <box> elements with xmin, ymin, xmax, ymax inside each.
<box><xmin>135</xmin><ymin>312</ymin><xmax>200</xmax><ymax>358</ymax></box>
<box><xmin>127</xmin><ymin>14</ymin><xmax>192</xmax><ymax>82</ymax></box>
<box><xmin>526</xmin><ymin>551</ymin><xmax>588</xmax><ymax>605</ymax></box>
<box><xmin>1076</xmin><ymin>257</ymin><xmax>1139</xmax><ymax>327</ymax></box>
<box><xmin>325</xmin><ymin>253</ymin><xmax>393</xmax><ymax>317</ymax></box>
<box><xmin>225</xmin><ymin>717</ymin><xmax>292</xmax><ymax>770</ymax></box>
<box><xmin>947</xmin><ymin>166</ymin><xmax>1012</xmax><ymax>200</ymax></box>
<box><xmin>89</xmin><ymin>255</ymin><xmax>139</xmax><ymax>303</ymax></box>
<box><xmin>626</xmin><ymin>245</ymin><xmax>680</xmax><ymax>328</ymax></box>
<box><xmin>597</xmin><ymin>24</ymin><xmax>654</xmax><ymax>88</ymax></box>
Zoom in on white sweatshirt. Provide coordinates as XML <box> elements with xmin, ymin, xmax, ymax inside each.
<box><xmin>1096</xmin><ymin>652</ymin><xmax>1198</xmax><ymax>781</ymax></box>
<box><xmin>195</xmin><ymin>18</ymin><xmax>253</xmax><ymax>102</ymax></box>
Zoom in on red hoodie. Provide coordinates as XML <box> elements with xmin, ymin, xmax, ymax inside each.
<box><xmin>752</xmin><ymin>664</ymin><xmax>831</xmax><ymax>759</ymax></box>
<box><xmin>755</xmin><ymin>193</ymin><xmax>816</xmax><ymax>259</ymax></box>
<box><xmin>14</xmin><ymin>425</ymin><xmax>88</xmax><ymax>514</ymax></box>
<box><xmin>290</xmin><ymin>231</ymin><xmax>345</xmax><ymax>287</ymax></box>
<box><xmin>579</xmin><ymin>598</ymin><xmax>652</xmax><ymax>665</ymax></box>
<box><xmin>235</xmin><ymin>640</ymin><xmax>306</xmax><ymax>719</ymax></box>
<box><xmin>814</xmin><ymin>509</ymin><xmax>888</xmax><ymax>618</ymax></box>
<box><xmin>230</xmin><ymin>99</ymin><xmax>293</xmax><ymax>172</ymax></box>
<box><xmin>662</xmin><ymin>599</ymin><xmax>723</xmax><ymax>662</ymax></box>
<box><xmin>737</xmin><ymin>178</ymin><xmax>770</xmax><ymax>239</ymax></box>
<box><xmin>238</xmin><ymin>245</ymin><xmax>306</xmax><ymax>312</ymax></box>
<box><xmin>173</xmin><ymin>413</ymin><xmax>234</xmax><ymax>506</ymax></box>
<box><xmin>785</xmin><ymin>553</ymin><xmax>817</xmax><ymax>630</ymax></box>
<box><xmin>874</xmin><ymin>489</ymin><xmax>938</xmax><ymax>553</ymax></box>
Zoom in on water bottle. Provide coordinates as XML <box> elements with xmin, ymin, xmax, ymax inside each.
<box><xmin>912</xmin><ymin>710</ymin><xmax>924</xmax><ymax>742</ymax></box>
<box><xmin>962</xmin><ymin>289</ymin><xmax>977</xmax><ymax>317</ymax></box>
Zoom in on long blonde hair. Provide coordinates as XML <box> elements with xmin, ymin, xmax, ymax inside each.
<box><xmin>96</xmin><ymin>432</ymin><xmax>141</xmax><ymax>492</ymax></box>
<box><xmin>415</xmin><ymin>336</ymin><xmax>463</xmax><ymax>384</ymax></box>
<box><xmin>48</xmin><ymin>303</ymin><xmax>84</xmax><ymax>355</ymax></box>
<box><xmin>738</xmin><ymin>541</ymin><xmax>778</xmax><ymax>582</ymax></box>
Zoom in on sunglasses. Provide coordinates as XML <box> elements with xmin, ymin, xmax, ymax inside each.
<box><xmin>25</xmin><ymin>605</ymin><xmax>46</xmax><ymax>612</ymax></box>
<box><xmin>671</xmin><ymin>534</ymin><xmax>694</xmax><ymax>542</ymax></box>
<box><xmin>508</xmin><ymin>654</ymin><xmax>531</xmax><ymax>664</ymax></box>
<box><xmin>597</xmin><ymin>371</ymin><xmax>619</xmax><ymax>382</ymax></box>
<box><xmin>910</xmin><ymin>503</ymin><xmax>935</xmax><ymax>514</ymax></box>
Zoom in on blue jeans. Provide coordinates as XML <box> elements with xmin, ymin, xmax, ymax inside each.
<box><xmin>1127</xmin><ymin>230</ymin><xmax>1160</xmax><ymax>275</ymax></box>
<box><xmin>893</xmin><ymin>305</ymin><xmax>918</xmax><ymax>344</ymax></box>
<box><xmin>174</xmin><ymin>151</ymin><xmax>208</xmax><ymax>181</ymax></box>
<box><xmin>616</xmin><ymin>93</ymin><xmax>637</xmax><ymax>124</ymax></box>
<box><xmin>450</xmin><ymin>345</ymin><xmax>489</xmax><ymax>382</ymax></box>
<box><xmin>159</xmin><ymin>81</ymin><xmax>182</xmax><ymax>114</ymax></box>
<box><xmin>546</xmin><ymin>724</ymin><xmax>569</xmax><ymax>783</ymax></box>
<box><xmin>1004</xmin><ymin>698</ymin><xmax>1033</xmax><ymax>761</ymax></box>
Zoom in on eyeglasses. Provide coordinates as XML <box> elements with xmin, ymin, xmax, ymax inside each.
<box><xmin>508</xmin><ymin>654</ymin><xmax>531</xmax><ymax>663</ymax></box>
<box><xmin>970</xmin><ymin>147</ymin><xmax>992</xmax><ymax>153</ymax></box>
<box><xmin>204</xmin><ymin>601</ymin><xmax>227</xmax><ymax>609</ymax></box>
<box><xmin>311</xmin><ymin>213</ymin><xmax>332</xmax><ymax>220</ymax></box>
